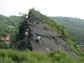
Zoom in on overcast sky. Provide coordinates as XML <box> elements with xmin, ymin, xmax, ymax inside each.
<box><xmin>0</xmin><ymin>0</ymin><xmax>84</xmax><ymax>19</ymax></box>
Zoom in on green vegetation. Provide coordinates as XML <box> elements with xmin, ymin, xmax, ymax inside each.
<box><xmin>0</xmin><ymin>15</ymin><xmax>24</xmax><ymax>48</ymax></box>
<box><xmin>0</xmin><ymin>42</ymin><xmax>8</xmax><ymax>49</ymax></box>
<box><xmin>0</xmin><ymin>49</ymin><xmax>84</xmax><ymax>63</ymax></box>
<box><xmin>50</xmin><ymin>17</ymin><xmax>84</xmax><ymax>45</ymax></box>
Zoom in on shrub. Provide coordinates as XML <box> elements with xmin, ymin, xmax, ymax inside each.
<box><xmin>0</xmin><ymin>49</ymin><xmax>84</xmax><ymax>63</ymax></box>
<box><xmin>0</xmin><ymin>49</ymin><xmax>79</xmax><ymax>63</ymax></box>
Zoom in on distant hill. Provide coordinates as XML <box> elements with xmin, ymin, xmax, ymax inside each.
<box><xmin>50</xmin><ymin>17</ymin><xmax>84</xmax><ymax>45</ymax></box>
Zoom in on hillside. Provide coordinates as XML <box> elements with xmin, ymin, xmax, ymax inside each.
<box><xmin>50</xmin><ymin>17</ymin><xmax>84</xmax><ymax>45</ymax></box>
<box><xmin>16</xmin><ymin>9</ymin><xmax>84</xmax><ymax>57</ymax></box>
<box><xmin>0</xmin><ymin>15</ymin><xmax>24</xmax><ymax>48</ymax></box>
<box><xmin>0</xmin><ymin>9</ymin><xmax>84</xmax><ymax>63</ymax></box>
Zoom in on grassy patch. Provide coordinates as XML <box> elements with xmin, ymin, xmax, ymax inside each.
<box><xmin>0</xmin><ymin>49</ymin><xmax>83</xmax><ymax>63</ymax></box>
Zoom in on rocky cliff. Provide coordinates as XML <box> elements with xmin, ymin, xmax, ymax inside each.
<box><xmin>16</xmin><ymin>9</ymin><xmax>78</xmax><ymax>57</ymax></box>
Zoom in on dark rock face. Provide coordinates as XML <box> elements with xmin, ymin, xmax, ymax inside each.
<box><xmin>16</xmin><ymin>39</ymin><xmax>32</xmax><ymax>50</ymax></box>
<box><xmin>16</xmin><ymin>20</ymin><xmax>33</xmax><ymax>50</ymax></box>
<box><xmin>16</xmin><ymin>9</ymin><xmax>78</xmax><ymax>57</ymax></box>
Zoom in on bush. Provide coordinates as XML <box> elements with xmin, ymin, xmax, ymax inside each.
<box><xmin>48</xmin><ymin>50</ymin><xmax>74</xmax><ymax>63</ymax></box>
<box><xmin>0</xmin><ymin>42</ymin><xmax>8</xmax><ymax>49</ymax></box>
<box><xmin>0</xmin><ymin>49</ymin><xmax>83</xmax><ymax>63</ymax></box>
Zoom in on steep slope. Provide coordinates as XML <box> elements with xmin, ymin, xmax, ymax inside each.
<box><xmin>16</xmin><ymin>9</ymin><xmax>80</xmax><ymax>57</ymax></box>
<box><xmin>50</xmin><ymin>17</ymin><xmax>84</xmax><ymax>45</ymax></box>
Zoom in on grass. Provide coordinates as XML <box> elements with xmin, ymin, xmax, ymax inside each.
<box><xmin>0</xmin><ymin>49</ymin><xmax>84</xmax><ymax>63</ymax></box>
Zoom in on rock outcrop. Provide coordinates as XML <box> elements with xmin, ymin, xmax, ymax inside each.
<box><xmin>16</xmin><ymin>9</ymin><xmax>78</xmax><ymax>57</ymax></box>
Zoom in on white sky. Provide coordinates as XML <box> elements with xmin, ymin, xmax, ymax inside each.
<box><xmin>0</xmin><ymin>0</ymin><xmax>84</xmax><ymax>19</ymax></box>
